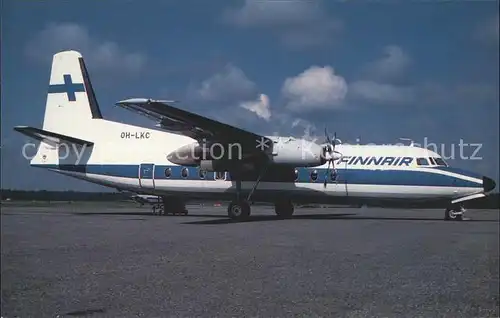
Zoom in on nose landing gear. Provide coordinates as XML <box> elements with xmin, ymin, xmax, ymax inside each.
<box><xmin>444</xmin><ymin>204</ymin><xmax>466</xmax><ymax>221</ymax></box>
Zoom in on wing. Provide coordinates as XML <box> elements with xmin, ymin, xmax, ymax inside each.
<box><xmin>116</xmin><ymin>98</ymin><xmax>272</xmax><ymax>154</ymax></box>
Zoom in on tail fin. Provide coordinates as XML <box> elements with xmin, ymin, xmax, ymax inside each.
<box><xmin>15</xmin><ymin>51</ymin><xmax>100</xmax><ymax>167</ymax></box>
<box><xmin>42</xmin><ymin>50</ymin><xmax>102</xmax><ymax>134</ymax></box>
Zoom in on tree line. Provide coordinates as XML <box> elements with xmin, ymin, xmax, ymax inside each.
<box><xmin>1</xmin><ymin>189</ymin><xmax>129</xmax><ymax>202</ymax></box>
<box><xmin>1</xmin><ymin>189</ymin><xmax>498</xmax><ymax>208</ymax></box>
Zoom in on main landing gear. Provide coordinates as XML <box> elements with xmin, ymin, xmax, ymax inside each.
<box><xmin>152</xmin><ymin>196</ymin><xmax>188</xmax><ymax>216</ymax></box>
<box><xmin>227</xmin><ymin>199</ymin><xmax>295</xmax><ymax>221</ymax></box>
<box><xmin>227</xmin><ymin>167</ymin><xmax>295</xmax><ymax>221</ymax></box>
<box><xmin>227</xmin><ymin>169</ymin><xmax>262</xmax><ymax>221</ymax></box>
<box><xmin>227</xmin><ymin>200</ymin><xmax>251</xmax><ymax>221</ymax></box>
<box><xmin>274</xmin><ymin>200</ymin><xmax>294</xmax><ymax>219</ymax></box>
<box><xmin>444</xmin><ymin>204</ymin><xmax>466</xmax><ymax>221</ymax></box>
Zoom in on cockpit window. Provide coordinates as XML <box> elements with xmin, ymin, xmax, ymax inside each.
<box><xmin>416</xmin><ymin>158</ymin><xmax>429</xmax><ymax>166</ymax></box>
<box><xmin>429</xmin><ymin>157</ymin><xmax>436</xmax><ymax>165</ymax></box>
<box><xmin>433</xmin><ymin>157</ymin><xmax>447</xmax><ymax>166</ymax></box>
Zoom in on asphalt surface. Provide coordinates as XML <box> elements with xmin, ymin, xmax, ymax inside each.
<box><xmin>1</xmin><ymin>202</ymin><xmax>499</xmax><ymax>317</ymax></box>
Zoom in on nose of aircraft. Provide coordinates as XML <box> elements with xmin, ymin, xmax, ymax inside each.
<box><xmin>483</xmin><ymin>176</ymin><xmax>496</xmax><ymax>192</ymax></box>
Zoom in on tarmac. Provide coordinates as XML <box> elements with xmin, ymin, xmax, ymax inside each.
<box><xmin>1</xmin><ymin>202</ymin><xmax>499</xmax><ymax>317</ymax></box>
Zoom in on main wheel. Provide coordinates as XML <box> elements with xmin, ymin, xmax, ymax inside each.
<box><xmin>275</xmin><ymin>200</ymin><xmax>294</xmax><ymax>219</ymax></box>
<box><xmin>228</xmin><ymin>200</ymin><xmax>251</xmax><ymax>221</ymax></box>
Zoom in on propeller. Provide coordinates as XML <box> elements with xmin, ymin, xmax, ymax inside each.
<box><xmin>322</xmin><ymin>128</ymin><xmax>342</xmax><ymax>188</ymax></box>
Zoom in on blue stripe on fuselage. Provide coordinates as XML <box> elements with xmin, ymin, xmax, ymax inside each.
<box><xmin>431</xmin><ymin>166</ymin><xmax>484</xmax><ymax>180</ymax></box>
<box><xmin>32</xmin><ymin>164</ymin><xmax>483</xmax><ymax>188</ymax></box>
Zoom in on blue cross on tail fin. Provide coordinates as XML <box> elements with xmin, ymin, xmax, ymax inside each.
<box><xmin>48</xmin><ymin>74</ymin><xmax>85</xmax><ymax>101</ymax></box>
<box><xmin>41</xmin><ymin>51</ymin><xmax>103</xmax><ymax>133</ymax></box>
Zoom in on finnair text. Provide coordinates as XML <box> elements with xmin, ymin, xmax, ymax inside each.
<box><xmin>336</xmin><ymin>156</ymin><xmax>414</xmax><ymax>166</ymax></box>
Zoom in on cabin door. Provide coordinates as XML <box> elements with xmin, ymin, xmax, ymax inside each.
<box><xmin>139</xmin><ymin>163</ymin><xmax>155</xmax><ymax>189</ymax></box>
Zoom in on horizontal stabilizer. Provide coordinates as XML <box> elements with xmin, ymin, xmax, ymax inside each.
<box><xmin>451</xmin><ymin>192</ymin><xmax>486</xmax><ymax>204</ymax></box>
<box><xmin>13</xmin><ymin>126</ymin><xmax>94</xmax><ymax>146</ymax></box>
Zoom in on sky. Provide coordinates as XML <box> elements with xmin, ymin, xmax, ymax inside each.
<box><xmin>1</xmin><ymin>0</ymin><xmax>499</xmax><ymax>191</ymax></box>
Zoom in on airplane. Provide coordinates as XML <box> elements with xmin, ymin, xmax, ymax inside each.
<box><xmin>14</xmin><ymin>50</ymin><xmax>496</xmax><ymax>221</ymax></box>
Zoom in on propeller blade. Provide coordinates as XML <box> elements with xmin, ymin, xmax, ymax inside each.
<box><xmin>324</xmin><ymin>127</ymin><xmax>331</xmax><ymax>144</ymax></box>
<box><xmin>324</xmin><ymin>159</ymin><xmax>331</xmax><ymax>188</ymax></box>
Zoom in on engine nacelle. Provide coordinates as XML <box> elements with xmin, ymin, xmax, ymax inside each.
<box><xmin>269</xmin><ymin>138</ymin><xmax>324</xmax><ymax>167</ymax></box>
<box><xmin>168</xmin><ymin>138</ymin><xmax>326</xmax><ymax>168</ymax></box>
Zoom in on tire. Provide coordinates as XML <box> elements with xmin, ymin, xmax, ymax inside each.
<box><xmin>275</xmin><ymin>201</ymin><xmax>294</xmax><ymax>219</ymax></box>
<box><xmin>228</xmin><ymin>200</ymin><xmax>251</xmax><ymax>221</ymax></box>
<box><xmin>445</xmin><ymin>208</ymin><xmax>463</xmax><ymax>221</ymax></box>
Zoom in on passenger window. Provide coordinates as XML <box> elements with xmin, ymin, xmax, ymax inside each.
<box><xmin>330</xmin><ymin>169</ymin><xmax>338</xmax><ymax>181</ymax></box>
<box><xmin>416</xmin><ymin>158</ymin><xmax>429</xmax><ymax>166</ymax></box>
<box><xmin>310</xmin><ymin>170</ymin><xmax>318</xmax><ymax>181</ymax></box>
<box><xmin>199</xmin><ymin>169</ymin><xmax>206</xmax><ymax>179</ymax></box>
<box><xmin>164</xmin><ymin>168</ymin><xmax>172</xmax><ymax>178</ymax></box>
<box><xmin>181</xmin><ymin>167</ymin><xmax>189</xmax><ymax>178</ymax></box>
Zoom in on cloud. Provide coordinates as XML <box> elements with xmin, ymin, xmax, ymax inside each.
<box><xmin>362</xmin><ymin>45</ymin><xmax>412</xmax><ymax>83</ymax></box>
<box><xmin>259</xmin><ymin>112</ymin><xmax>320</xmax><ymax>142</ymax></box>
<box><xmin>282</xmin><ymin>66</ymin><xmax>348</xmax><ymax>112</ymax></box>
<box><xmin>194</xmin><ymin>64</ymin><xmax>257</xmax><ymax>103</ymax></box>
<box><xmin>240</xmin><ymin>94</ymin><xmax>271</xmax><ymax>121</ymax></box>
<box><xmin>475</xmin><ymin>14</ymin><xmax>499</xmax><ymax>45</ymax></box>
<box><xmin>223</xmin><ymin>0</ymin><xmax>321</xmax><ymax>27</ymax></box>
<box><xmin>222</xmin><ymin>0</ymin><xmax>341</xmax><ymax>48</ymax></box>
<box><xmin>348</xmin><ymin>80</ymin><xmax>497</xmax><ymax>109</ymax></box>
<box><xmin>291</xmin><ymin>118</ymin><xmax>319</xmax><ymax>141</ymax></box>
<box><xmin>347</xmin><ymin>45</ymin><xmax>414</xmax><ymax>106</ymax></box>
<box><xmin>277</xmin><ymin>45</ymin><xmax>494</xmax><ymax>111</ymax></box>
<box><xmin>190</xmin><ymin>64</ymin><xmax>272</xmax><ymax>122</ymax></box>
<box><xmin>25</xmin><ymin>22</ymin><xmax>146</xmax><ymax>74</ymax></box>
<box><xmin>349</xmin><ymin>80</ymin><xmax>415</xmax><ymax>106</ymax></box>
<box><xmin>417</xmin><ymin>82</ymin><xmax>498</xmax><ymax>107</ymax></box>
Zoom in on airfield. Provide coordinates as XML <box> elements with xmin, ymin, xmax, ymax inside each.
<box><xmin>1</xmin><ymin>202</ymin><xmax>499</xmax><ymax>317</ymax></box>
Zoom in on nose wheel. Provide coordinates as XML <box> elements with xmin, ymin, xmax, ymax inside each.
<box><xmin>444</xmin><ymin>204</ymin><xmax>465</xmax><ymax>221</ymax></box>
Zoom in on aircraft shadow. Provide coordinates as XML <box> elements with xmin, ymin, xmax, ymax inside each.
<box><xmin>71</xmin><ymin>212</ymin><xmax>227</xmax><ymax>218</ymax></box>
<box><xmin>181</xmin><ymin>214</ymin><xmax>499</xmax><ymax>225</ymax></box>
<box><xmin>182</xmin><ymin>213</ymin><xmax>354</xmax><ymax>224</ymax></box>
<box><xmin>69</xmin><ymin>212</ymin><xmax>498</xmax><ymax>224</ymax></box>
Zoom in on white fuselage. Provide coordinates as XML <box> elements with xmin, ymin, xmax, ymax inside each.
<box><xmin>30</xmin><ymin>118</ymin><xmax>486</xmax><ymax>205</ymax></box>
